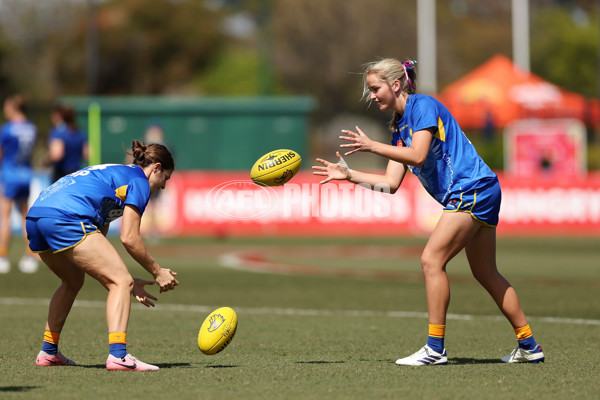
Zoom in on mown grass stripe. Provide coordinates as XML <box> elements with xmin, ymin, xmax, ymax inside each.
<box><xmin>1</xmin><ymin>297</ymin><xmax>599</xmax><ymax>326</ymax></box>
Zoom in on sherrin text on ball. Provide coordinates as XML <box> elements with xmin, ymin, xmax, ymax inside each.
<box><xmin>250</xmin><ymin>149</ymin><xmax>302</xmax><ymax>186</ymax></box>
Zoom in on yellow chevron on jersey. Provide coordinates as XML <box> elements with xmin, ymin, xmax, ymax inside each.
<box><xmin>400</xmin><ymin>120</ymin><xmax>444</xmax><ymax>141</ymax></box>
<box><xmin>392</xmin><ymin>94</ymin><xmax>497</xmax><ymax>206</ymax></box>
<box><xmin>434</xmin><ymin>117</ymin><xmax>446</xmax><ymax>142</ymax></box>
<box><xmin>115</xmin><ymin>185</ymin><xmax>128</xmax><ymax>201</ymax></box>
<box><xmin>27</xmin><ymin>164</ymin><xmax>151</xmax><ymax>228</ymax></box>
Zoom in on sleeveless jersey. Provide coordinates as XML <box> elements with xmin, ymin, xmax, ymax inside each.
<box><xmin>392</xmin><ymin>94</ymin><xmax>496</xmax><ymax>206</ymax></box>
<box><xmin>27</xmin><ymin>164</ymin><xmax>150</xmax><ymax>228</ymax></box>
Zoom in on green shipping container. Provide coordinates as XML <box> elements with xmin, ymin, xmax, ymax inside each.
<box><xmin>59</xmin><ymin>96</ymin><xmax>316</xmax><ymax>170</ymax></box>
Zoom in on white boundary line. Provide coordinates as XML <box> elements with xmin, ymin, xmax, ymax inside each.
<box><xmin>1</xmin><ymin>297</ymin><xmax>599</xmax><ymax>326</ymax></box>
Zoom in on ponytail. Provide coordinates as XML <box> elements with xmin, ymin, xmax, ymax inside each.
<box><xmin>361</xmin><ymin>58</ymin><xmax>418</xmax><ymax>131</ymax></box>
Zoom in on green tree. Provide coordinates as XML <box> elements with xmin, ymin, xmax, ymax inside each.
<box><xmin>436</xmin><ymin>1</ymin><xmax>512</xmax><ymax>89</ymax></box>
<box><xmin>198</xmin><ymin>46</ymin><xmax>262</xmax><ymax>95</ymax></box>
<box><xmin>51</xmin><ymin>0</ymin><xmax>225</xmax><ymax>95</ymax></box>
<box><xmin>531</xmin><ymin>6</ymin><xmax>599</xmax><ymax>98</ymax></box>
<box><xmin>0</xmin><ymin>36</ymin><xmax>16</xmax><ymax>99</ymax></box>
<box><xmin>269</xmin><ymin>0</ymin><xmax>418</xmax><ymax>120</ymax></box>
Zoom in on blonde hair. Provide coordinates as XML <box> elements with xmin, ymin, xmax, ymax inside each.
<box><xmin>361</xmin><ymin>58</ymin><xmax>418</xmax><ymax>131</ymax></box>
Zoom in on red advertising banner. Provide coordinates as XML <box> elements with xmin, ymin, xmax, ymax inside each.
<box><xmin>504</xmin><ymin>119</ymin><xmax>587</xmax><ymax>178</ymax></box>
<box><xmin>148</xmin><ymin>171</ymin><xmax>600</xmax><ymax>237</ymax></box>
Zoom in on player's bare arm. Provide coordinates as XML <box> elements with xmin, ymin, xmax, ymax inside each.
<box><xmin>46</xmin><ymin>139</ymin><xmax>66</xmax><ymax>164</ymax></box>
<box><xmin>120</xmin><ymin>204</ymin><xmax>179</xmax><ymax>293</ymax></box>
<box><xmin>313</xmin><ymin>152</ymin><xmax>407</xmax><ymax>193</ymax></box>
<box><xmin>340</xmin><ymin>126</ymin><xmax>433</xmax><ymax>168</ymax></box>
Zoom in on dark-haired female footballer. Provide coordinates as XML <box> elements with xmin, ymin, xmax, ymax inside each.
<box><xmin>313</xmin><ymin>58</ymin><xmax>544</xmax><ymax>366</ymax></box>
<box><xmin>26</xmin><ymin>140</ymin><xmax>179</xmax><ymax>371</ymax></box>
<box><xmin>45</xmin><ymin>103</ymin><xmax>88</xmax><ymax>183</ymax></box>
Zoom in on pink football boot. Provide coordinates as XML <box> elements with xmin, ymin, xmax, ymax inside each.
<box><xmin>36</xmin><ymin>350</ymin><xmax>76</xmax><ymax>366</ymax></box>
<box><xmin>106</xmin><ymin>354</ymin><xmax>159</xmax><ymax>371</ymax></box>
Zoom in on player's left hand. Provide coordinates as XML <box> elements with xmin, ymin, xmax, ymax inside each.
<box><xmin>132</xmin><ymin>278</ymin><xmax>158</xmax><ymax>307</ymax></box>
<box><xmin>339</xmin><ymin>126</ymin><xmax>374</xmax><ymax>155</ymax></box>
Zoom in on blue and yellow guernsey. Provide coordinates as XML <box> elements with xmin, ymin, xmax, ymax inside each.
<box><xmin>27</xmin><ymin>164</ymin><xmax>150</xmax><ymax>228</ymax></box>
<box><xmin>0</xmin><ymin>120</ymin><xmax>37</xmax><ymax>185</ymax></box>
<box><xmin>392</xmin><ymin>94</ymin><xmax>497</xmax><ymax>206</ymax></box>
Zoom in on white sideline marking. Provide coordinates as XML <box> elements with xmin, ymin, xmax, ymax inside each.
<box><xmin>1</xmin><ymin>297</ymin><xmax>599</xmax><ymax>326</ymax></box>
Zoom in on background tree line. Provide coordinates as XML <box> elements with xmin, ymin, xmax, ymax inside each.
<box><xmin>0</xmin><ymin>0</ymin><xmax>598</xmax><ymax>168</ymax></box>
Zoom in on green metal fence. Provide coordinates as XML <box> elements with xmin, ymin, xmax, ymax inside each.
<box><xmin>60</xmin><ymin>96</ymin><xmax>316</xmax><ymax>170</ymax></box>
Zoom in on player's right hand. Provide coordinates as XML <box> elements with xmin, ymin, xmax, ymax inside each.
<box><xmin>155</xmin><ymin>268</ymin><xmax>179</xmax><ymax>293</ymax></box>
<box><xmin>312</xmin><ymin>152</ymin><xmax>351</xmax><ymax>184</ymax></box>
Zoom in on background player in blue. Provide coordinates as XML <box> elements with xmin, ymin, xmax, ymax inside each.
<box><xmin>26</xmin><ymin>140</ymin><xmax>179</xmax><ymax>371</ymax></box>
<box><xmin>45</xmin><ymin>103</ymin><xmax>88</xmax><ymax>183</ymax></box>
<box><xmin>0</xmin><ymin>94</ymin><xmax>38</xmax><ymax>274</ymax></box>
<box><xmin>313</xmin><ymin>58</ymin><xmax>544</xmax><ymax>365</ymax></box>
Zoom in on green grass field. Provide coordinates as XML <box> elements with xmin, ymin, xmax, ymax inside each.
<box><xmin>0</xmin><ymin>236</ymin><xmax>599</xmax><ymax>399</ymax></box>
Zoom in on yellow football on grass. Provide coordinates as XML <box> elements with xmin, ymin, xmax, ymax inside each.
<box><xmin>250</xmin><ymin>149</ymin><xmax>302</xmax><ymax>186</ymax></box>
<box><xmin>198</xmin><ymin>307</ymin><xmax>238</xmax><ymax>355</ymax></box>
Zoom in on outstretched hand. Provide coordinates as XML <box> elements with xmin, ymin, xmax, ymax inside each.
<box><xmin>132</xmin><ymin>278</ymin><xmax>158</xmax><ymax>307</ymax></box>
<box><xmin>339</xmin><ymin>126</ymin><xmax>374</xmax><ymax>156</ymax></box>
<box><xmin>312</xmin><ymin>151</ymin><xmax>350</xmax><ymax>184</ymax></box>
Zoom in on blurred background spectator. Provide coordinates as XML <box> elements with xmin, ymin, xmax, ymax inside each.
<box><xmin>44</xmin><ymin>103</ymin><xmax>88</xmax><ymax>182</ymax></box>
<box><xmin>0</xmin><ymin>94</ymin><xmax>38</xmax><ymax>273</ymax></box>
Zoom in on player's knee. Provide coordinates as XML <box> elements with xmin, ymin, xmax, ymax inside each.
<box><xmin>67</xmin><ymin>273</ymin><xmax>85</xmax><ymax>292</ymax></box>
<box><xmin>471</xmin><ymin>268</ymin><xmax>486</xmax><ymax>282</ymax></box>
<box><xmin>420</xmin><ymin>253</ymin><xmax>443</xmax><ymax>276</ymax></box>
<box><xmin>472</xmin><ymin>267</ymin><xmax>501</xmax><ymax>286</ymax></box>
<box><xmin>106</xmin><ymin>274</ymin><xmax>134</xmax><ymax>291</ymax></box>
<box><xmin>60</xmin><ymin>277</ymin><xmax>84</xmax><ymax>296</ymax></box>
<box><xmin>421</xmin><ymin>250</ymin><xmax>446</xmax><ymax>277</ymax></box>
<box><xmin>121</xmin><ymin>275</ymin><xmax>134</xmax><ymax>291</ymax></box>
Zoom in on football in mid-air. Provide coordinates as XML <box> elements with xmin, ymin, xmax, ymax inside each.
<box><xmin>197</xmin><ymin>307</ymin><xmax>238</xmax><ymax>355</ymax></box>
<box><xmin>250</xmin><ymin>149</ymin><xmax>302</xmax><ymax>186</ymax></box>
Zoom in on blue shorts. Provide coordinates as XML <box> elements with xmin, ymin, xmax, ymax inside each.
<box><xmin>1</xmin><ymin>181</ymin><xmax>30</xmax><ymax>200</ymax></box>
<box><xmin>443</xmin><ymin>178</ymin><xmax>501</xmax><ymax>227</ymax></box>
<box><xmin>26</xmin><ymin>217</ymin><xmax>100</xmax><ymax>253</ymax></box>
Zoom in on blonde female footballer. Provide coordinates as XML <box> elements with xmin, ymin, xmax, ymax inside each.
<box><xmin>313</xmin><ymin>58</ymin><xmax>544</xmax><ymax>365</ymax></box>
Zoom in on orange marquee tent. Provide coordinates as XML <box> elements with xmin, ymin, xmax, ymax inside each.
<box><xmin>435</xmin><ymin>54</ymin><xmax>590</xmax><ymax>129</ymax></box>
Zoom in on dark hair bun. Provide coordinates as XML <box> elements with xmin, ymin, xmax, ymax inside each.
<box><xmin>129</xmin><ymin>139</ymin><xmax>175</xmax><ymax>171</ymax></box>
<box><xmin>131</xmin><ymin>140</ymin><xmax>147</xmax><ymax>164</ymax></box>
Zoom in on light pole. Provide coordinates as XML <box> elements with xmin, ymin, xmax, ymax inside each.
<box><xmin>512</xmin><ymin>0</ymin><xmax>530</xmax><ymax>73</ymax></box>
<box><xmin>417</xmin><ymin>0</ymin><xmax>437</xmax><ymax>94</ymax></box>
<box><xmin>86</xmin><ymin>0</ymin><xmax>99</xmax><ymax>95</ymax></box>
